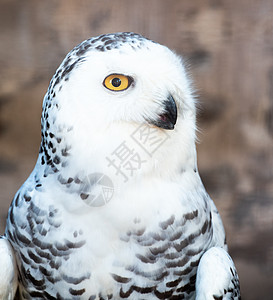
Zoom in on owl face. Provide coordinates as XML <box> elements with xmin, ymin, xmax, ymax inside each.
<box><xmin>40</xmin><ymin>33</ymin><xmax>197</xmax><ymax>178</ymax></box>
<box><xmin>47</xmin><ymin>33</ymin><xmax>194</xmax><ymax>134</ymax></box>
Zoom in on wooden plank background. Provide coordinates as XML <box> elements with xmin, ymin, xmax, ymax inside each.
<box><xmin>0</xmin><ymin>0</ymin><xmax>272</xmax><ymax>298</ymax></box>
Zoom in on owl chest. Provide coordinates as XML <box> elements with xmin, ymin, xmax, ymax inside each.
<box><xmin>14</xmin><ymin>201</ymin><xmax>213</xmax><ymax>299</ymax></box>
<box><xmin>108</xmin><ymin>209</ymin><xmax>213</xmax><ymax>299</ymax></box>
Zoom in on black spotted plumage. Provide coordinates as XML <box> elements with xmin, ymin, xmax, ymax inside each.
<box><xmin>3</xmin><ymin>32</ymin><xmax>240</xmax><ymax>299</ymax></box>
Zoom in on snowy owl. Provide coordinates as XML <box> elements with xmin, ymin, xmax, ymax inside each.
<box><xmin>2</xmin><ymin>32</ymin><xmax>240</xmax><ymax>299</ymax></box>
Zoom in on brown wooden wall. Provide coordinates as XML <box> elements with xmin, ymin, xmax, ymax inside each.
<box><xmin>0</xmin><ymin>0</ymin><xmax>272</xmax><ymax>298</ymax></box>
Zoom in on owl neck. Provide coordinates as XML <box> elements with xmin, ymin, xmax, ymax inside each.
<box><xmin>37</xmin><ymin>118</ymin><xmax>198</xmax><ymax>196</ymax></box>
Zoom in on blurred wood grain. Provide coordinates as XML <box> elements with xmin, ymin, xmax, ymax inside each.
<box><xmin>0</xmin><ymin>0</ymin><xmax>272</xmax><ymax>299</ymax></box>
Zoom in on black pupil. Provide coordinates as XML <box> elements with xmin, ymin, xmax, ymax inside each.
<box><xmin>112</xmin><ymin>77</ymin><xmax>122</xmax><ymax>87</ymax></box>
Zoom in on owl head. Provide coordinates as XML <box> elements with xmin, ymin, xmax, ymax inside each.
<box><xmin>40</xmin><ymin>33</ymin><xmax>197</xmax><ymax>181</ymax></box>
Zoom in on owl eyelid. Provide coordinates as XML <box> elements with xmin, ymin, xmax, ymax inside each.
<box><xmin>103</xmin><ymin>74</ymin><xmax>134</xmax><ymax>92</ymax></box>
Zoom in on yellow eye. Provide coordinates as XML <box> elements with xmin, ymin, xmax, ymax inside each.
<box><xmin>103</xmin><ymin>74</ymin><xmax>132</xmax><ymax>91</ymax></box>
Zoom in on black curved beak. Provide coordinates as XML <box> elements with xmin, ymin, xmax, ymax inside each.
<box><xmin>149</xmin><ymin>95</ymin><xmax>177</xmax><ymax>130</ymax></box>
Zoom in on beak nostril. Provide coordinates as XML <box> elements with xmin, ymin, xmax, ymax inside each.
<box><xmin>160</xmin><ymin>114</ymin><xmax>168</xmax><ymax>122</ymax></box>
<box><xmin>147</xmin><ymin>94</ymin><xmax>177</xmax><ymax>130</ymax></box>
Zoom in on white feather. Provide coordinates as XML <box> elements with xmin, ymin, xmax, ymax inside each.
<box><xmin>0</xmin><ymin>237</ymin><xmax>18</xmax><ymax>300</ymax></box>
<box><xmin>196</xmin><ymin>247</ymin><xmax>240</xmax><ymax>299</ymax></box>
